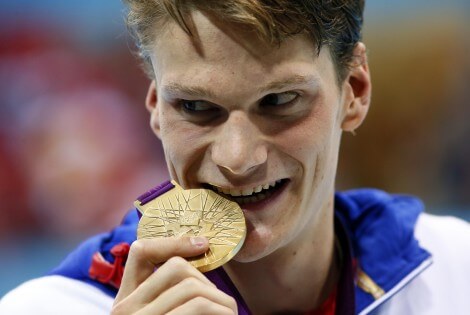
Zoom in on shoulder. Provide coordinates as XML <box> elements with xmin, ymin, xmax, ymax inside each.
<box><xmin>375</xmin><ymin>213</ymin><xmax>470</xmax><ymax>315</ymax></box>
<box><xmin>415</xmin><ymin>212</ymin><xmax>470</xmax><ymax>251</ymax></box>
<box><xmin>415</xmin><ymin>213</ymin><xmax>470</xmax><ymax>298</ymax></box>
<box><xmin>0</xmin><ymin>275</ymin><xmax>114</xmax><ymax>315</ymax></box>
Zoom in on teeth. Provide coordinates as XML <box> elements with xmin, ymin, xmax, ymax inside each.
<box><xmin>212</xmin><ymin>180</ymin><xmax>283</xmax><ymax>197</ymax></box>
<box><xmin>231</xmin><ymin>190</ymin><xmax>242</xmax><ymax>196</ymax></box>
<box><xmin>242</xmin><ymin>187</ymin><xmax>254</xmax><ymax>196</ymax></box>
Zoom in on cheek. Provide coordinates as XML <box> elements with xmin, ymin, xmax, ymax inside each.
<box><xmin>276</xmin><ymin>106</ymin><xmax>333</xmax><ymax>163</ymax></box>
<box><xmin>158</xmin><ymin>111</ymin><xmax>210</xmax><ymax>183</ymax></box>
<box><xmin>158</xmin><ymin>107</ymin><xmax>190</xmax><ymax>152</ymax></box>
<box><xmin>277</xmin><ymin>104</ymin><xmax>339</xmax><ymax>212</ymax></box>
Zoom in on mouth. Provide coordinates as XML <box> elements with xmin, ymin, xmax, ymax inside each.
<box><xmin>205</xmin><ymin>179</ymin><xmax>289</xmax><ymax>206</ymax></box>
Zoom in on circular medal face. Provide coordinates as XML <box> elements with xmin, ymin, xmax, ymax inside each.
<box><xmin>135</xmin><ymin>181</ymin><xmax>246</xmax><ymax>272</ymax></box>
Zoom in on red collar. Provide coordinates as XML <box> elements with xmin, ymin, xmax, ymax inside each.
<box><xmin>304</xmin><ymin>285</ymin><xmax>337</xmax><ymax>315</ymax></box>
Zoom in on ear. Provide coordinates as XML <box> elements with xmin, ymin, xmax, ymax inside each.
<box><xmin>145</xmin><ymin>80</ymin><xmax>158</xmax><ymax>112</ymax></box>
<box><xmin>145</xmin><ymin>80</ymin><xmax>161</xmax><ymax>138</ymax></box>
<box><xmin>341</xmin><ymin>42</ymin><xmax>372</xmax><ymax>133</ymax></box>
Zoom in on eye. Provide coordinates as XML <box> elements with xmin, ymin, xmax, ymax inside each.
<box><xmin>176</xmin><ymin>99</ymin><xmax>222</xmax><ymax>123</ymax></box>
<box><xmin>181</xmin><ymin>100</ymin><xmax>214</xmax><ymax>112</ymax></box>
<box><xmin>260</xmin><ymin>92</ymin><xmax>299</xmax><ymax>107</ymax></box>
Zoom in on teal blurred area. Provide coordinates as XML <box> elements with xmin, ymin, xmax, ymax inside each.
<box><xmin>1</xmin><ymin>0</ymin><xmax>469</xmax><ymax>297</ymax></box>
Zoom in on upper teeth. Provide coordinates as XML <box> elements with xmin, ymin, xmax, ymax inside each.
<box><xmin>212</xmin><ymin>180</ymin><xmax>282</xmax><ymax>197</ymax></box>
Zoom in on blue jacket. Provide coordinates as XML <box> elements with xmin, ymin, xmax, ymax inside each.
<box><xmin>49</xmin><ymin>189</ymin><xmax>432</xmax><ymax>314</ymax></box>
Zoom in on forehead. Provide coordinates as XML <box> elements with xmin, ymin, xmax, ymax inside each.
<box><xmin>150</xmin><ymin>10</ymin><xmax>335</xmax><ymax>97</ymax></box>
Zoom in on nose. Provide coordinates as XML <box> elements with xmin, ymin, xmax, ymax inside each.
<box><xmin>211</xmin><ymin>111</ymin><xmax>267</xmax><ymax>176</ymax></box>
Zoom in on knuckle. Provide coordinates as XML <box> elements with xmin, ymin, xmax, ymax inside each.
<box><xmin>228</xmin><ymin>296</ymin><xmax>238</xmax><ymax>311</ymax></box>
<box><xmin>166</xmin><ymin>256</ymin><xmax>189</xmax><ymax>269</ymax></box>
<box><xmin>175</xmin><ymin>277</ymin><xmax>209</xmax><ymax>302</ymax></box>
<box><xmin>129</xmin><ymin>239</ymin><xmax>146</xmax><ymax>258</ymax></box>
<box><xmin>180</xmin><ymin>276</ymin><xmax>202</xmax><ymax>288</ymax></box>
<box><xmin>189</xmin><ymin>297</ymin><xmax>235</xmax><ymax>315</ymax></box>
<box><xmin>192</xmin><ymin>296</ymin><xmax>212</xmax><ymax>308</ymax></box>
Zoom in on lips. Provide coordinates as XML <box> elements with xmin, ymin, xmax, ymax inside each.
<box><xmin>207</xmin><ymin>179</ymin><xmax>288</xmax><ymax>205</ymax></box>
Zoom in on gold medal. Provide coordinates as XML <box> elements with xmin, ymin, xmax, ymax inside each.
<box><xmin>134</xmin><ymin>180</ymin><xmax>246</xmax><ymax>272</ymax></box>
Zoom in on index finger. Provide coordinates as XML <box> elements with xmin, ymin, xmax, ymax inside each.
<box><xmin>116</xmin><ymin>236</ymin><xmax>208</xmax><ymax>300</ymax></box>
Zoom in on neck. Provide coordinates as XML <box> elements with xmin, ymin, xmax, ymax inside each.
<box><xmin>224</xmin><ymin>196</ymin><xmax>339</xmax><ymax>314</ymax></box>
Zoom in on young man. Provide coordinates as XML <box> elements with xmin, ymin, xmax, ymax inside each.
<box><xmin>1</xmin><ymin>1</ymin><xmax>469</xmax><ymax>314</ymax></box>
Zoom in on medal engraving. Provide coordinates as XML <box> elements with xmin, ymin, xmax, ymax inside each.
<box><xmin>135</xmin><ymin>180</ymin><xmax>246</xmax><ymax>272</ymax></box>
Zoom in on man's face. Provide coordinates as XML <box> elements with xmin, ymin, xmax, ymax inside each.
<box><xmin>146</xmin><ymin>11</ymin><xmax>367</xmax><ymax>262</ymax></box>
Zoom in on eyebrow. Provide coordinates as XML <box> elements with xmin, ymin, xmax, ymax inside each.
<box><xmin>257</xmin><ymin>74</ymin><xmax>320</xmax><ymax>94</ymax></box>
<box><xmin>162</xmin><ymin>83</ymin><xmax>217</xmax><ymax>99</ymax></box>
<box><xmin>162</xmin><ymin>74</ymin><xmax>319</xmax><ymax>99</ymax></box>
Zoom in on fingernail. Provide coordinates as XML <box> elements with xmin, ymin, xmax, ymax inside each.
<box><xmin>190</xmin><ymin>236</ymin><xmax>207</xmax><ymax>247</ymax></box>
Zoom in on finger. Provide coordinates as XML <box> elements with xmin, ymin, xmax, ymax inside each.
<box><xmin>126</xmin><ymin>256</ymin><xmax>216</xmax><ymax>303</ymax></box>
<box><xmin>141</xmin><ymin>276</ymin><xmax>237</xmax><ymax>315</ymax></box>
<box><xmin>115</xmin><ymin>236</ymin><xmax>208</xmax><ymax>302</ymax></box>
<box><xmin>165</xmin><ymin>297</ymin><xmax>235</xmax><ymax>315</ymax></box>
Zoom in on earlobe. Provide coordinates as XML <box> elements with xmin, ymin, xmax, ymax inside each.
<box><xmin>145</xmin><ymin>80</ymin><xmax>162</xmax><ymax>138</ymax></box>
<box><xmin>341</xmin><ymin>42</ymin><xmax>372</xmax><ymax>133</ymax></box>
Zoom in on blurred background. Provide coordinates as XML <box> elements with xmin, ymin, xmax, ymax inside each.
<box><xmin>0</xmin><ymin>0</ymin><xmax>469</xmax><ymax>296</ymax></box>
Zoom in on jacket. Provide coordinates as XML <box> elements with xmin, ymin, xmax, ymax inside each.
<box><xmin>1</xmin><ymin>189</ymin><xmax>469</xmax><ymax>314</ymax></box>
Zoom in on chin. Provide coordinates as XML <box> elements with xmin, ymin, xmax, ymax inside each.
<box><xmin>232</xmin><ymin>227</ymin><xmax>279</xmax><ymax>263</ymax></box>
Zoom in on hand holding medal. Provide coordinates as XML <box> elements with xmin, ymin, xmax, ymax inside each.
<box><xmin>112</xmin><ymin>180</ymin><xmax>243</xmax><ymax>314</ymax></box>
